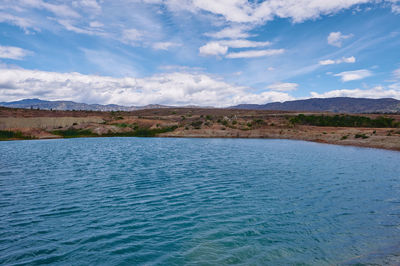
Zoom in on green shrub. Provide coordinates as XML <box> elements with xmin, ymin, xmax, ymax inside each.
<box><xmin>52</xmin><ymin>129</ymin><xmax>97</xmax><ymax>138</ymax></box>
<box><xmin>290</xmin><ymin>114</ymin><xmax>400</xmax><ymax>128</ymax></box>
<box><xmin>114</xmin><ymin>123</ymin><xmax>128</xmax><ymax>128</ymax></box>
<box><xmin>0</xmin><ymin>130</ymin><xmax>32</xmax><ymax>140</ymax></box>
<box><xmin>355</xmin><ymin>133</ymin><xmax>369</xmax><ymax>139</ymax></box>
<box><xmin>191</xmin><ymin>121</ymin><xmax>203</xmax><ymax>129</ymax></box>
<box><xmin>253</xmin><ymin>119</ymin><xmax>264</xmax><ymax>125</ymax></box>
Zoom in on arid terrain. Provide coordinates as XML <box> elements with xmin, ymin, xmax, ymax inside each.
<box><xmin>1</xmin><ymin>107</ymin><xmax>399</xmax><ymax>151</ymax></box>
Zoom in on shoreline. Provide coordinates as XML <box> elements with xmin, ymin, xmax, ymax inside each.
<box><xmin>2</xmin><ymin>134</ymin><xmax>399</xmax><ymax>153</ymax></box>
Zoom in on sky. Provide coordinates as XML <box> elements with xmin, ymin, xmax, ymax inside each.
<box><xmin>0</xmin><ymin>0</ymin><xmax>400</xmax><ymax>107</ymax></box>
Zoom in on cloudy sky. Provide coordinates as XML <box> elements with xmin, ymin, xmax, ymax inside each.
<box><xmin>0</xmin><ymin>0</ymin><xmax>400</xmax><ymax>107</ymax></box>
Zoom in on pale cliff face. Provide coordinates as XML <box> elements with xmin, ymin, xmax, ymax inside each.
<box><xmin>0</xmin><ymin>117</ymin><xmax>104</xmax><ymax>130</ymax></box>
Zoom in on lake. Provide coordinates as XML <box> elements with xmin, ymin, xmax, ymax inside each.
<box><xmin>1</xmin><ymin>138</ymin><xmax>399</xmax><ymax>265</ymax></box>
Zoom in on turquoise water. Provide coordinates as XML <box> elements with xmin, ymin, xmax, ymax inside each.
<box><xmin>1</xmin><ymin>138</ymin><xmax>400</xmax><ymax>265</ymax></box>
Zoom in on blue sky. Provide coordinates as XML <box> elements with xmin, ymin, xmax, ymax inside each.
<box><xmin>0</xmin><ymin>0</ymin><xmax>400</xmax><ymax>107</ymax></box>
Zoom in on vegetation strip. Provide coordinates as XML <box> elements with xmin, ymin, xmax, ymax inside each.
<box><xmin>51</xmin><ymin>126</ymin><xmax>178</xmax><ymax>138</ymax></box>
<box><xmin>290</xmin><ymin>114</ymin><xmax>400</xmax><ymax>128</ymax></box>
<box><xmin>0</xmin><ymin>130</ymin><xmax>33</xmax><ymax>141</ymax></box>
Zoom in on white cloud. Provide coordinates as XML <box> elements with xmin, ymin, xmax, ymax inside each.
<box><xmin>342</xmin><ymin>56</ymin><xmax>356</xmax><ymax>63</ymax></box>
<box><xmin>392</xmin><ymin>4</ymin><xmax>400</xmax><ymax>14</ymax></box>
<box><xmin>0</xmin><ymin>46</ymin><xmax>32</xmax><ymax>60</ymax></box>
<box><xmin>218</xmin><ymin>39</ymin><xmax>271</xmax><ymax>48</ymax></box>
<box><xmin>152</xmin><ymin>42</ymin><xmax>182</xmax><ymax>50</ymax></box>
<box><xmin>121</xmin><ymin>28</ymin><xmax>143</xmax><ymax>45</ymax></box>
<box><xmin>22</xmin><ymin>0</ymin><xmax>81</xmax><ymax>18</ymax></box>
<box><xmin>327</xmin><ymin>32</ymin><xmax>353</xmax><ymax>47</ymax></box>
<box><xmin>393</xmin><ymin>67</ymin><xmax>400</xmax><ymax>79</ymax></box>
<box><xmin>389</xmin><ymin>83</ymin><xmax>400</xmax><ymax>90</ymax></box>
<box><xmin>199</xmin><ymin>40</ymin><xmax>274</xmax><ymax>57</ymax></box>
<box><xmin>0</xmin><ymin>68</ymin><xmax>294</xmax><ymax>106</ymax></box>
<box><xmin>204</xmin><ymin>26</ymin><xmax>252</xmax><ymax>39</ymax></box>
<box><xmin>226</xmin><ymin>49</ymin><xmax>285</xmax><ymax>59</ymax></box>
<box><xmin>0</xmin><ymin>12</ymin><xmax>38</xmax><ymax>33</ymax></box>
<box><xmin>199</xmin><ymin>39</ymin><xmax>272</xmax><ymax>57</ymax></box>
<box><xmin>267</xmin><ymin>82</ymin><xmax>298</xmax><ymax>92</ymax></box>
<box><xmin>56</xmin><ymin>19</ymin><xmax>105</xmax><ymax>36</ymax></box>
<box><xmin>89</xmin><ymin>21</ymin><xmax>103</xmax><ymax>28</ymax></box>
<box><xmin>72</xmin><ymin>0</ymin><xmax>102</xmax><ymax>15</ymax></box>
<box><xmin>319</xmin><ymin>59</ymin><xmax>336</xmax><ymax>65</ymax></box>
<box><xmin>199</xmin><ymin>42</ymin><xmax>228</xmax><ymax>56</ymax></box>
<box><xmin>319</xmin><ymin>56</ymin><xmax>356</xmax><ymax>65</ymax></box>
<box><xmin>310</xmin><ymin>86</ymin><xmax>400</xmax><ymax>99</ymax></box>
<box><xmin>334</xmin><ymin>69</ymin><xmax>372</xmax><ymax>82</ymax></box>
<box><xmin>172</xmin><ymin>0</ymin><xmax>380</xmax><ymax>24</ymax></box>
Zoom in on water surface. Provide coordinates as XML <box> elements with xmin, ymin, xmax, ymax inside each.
<box><xmin>1</xmin><ymin>138</ymin><xmax>399</xmax><ymax>265</ymax></box>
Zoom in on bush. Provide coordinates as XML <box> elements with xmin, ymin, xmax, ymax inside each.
<box><xmin>52</xmin><ymin>125</ymin><xmax>178</xmax><ymax>138</ymax></box>
<box><xmin>290</xmin><ymin>114</ymin><xmax>400</xmax><ymax>128</ymax></box>
<box><xmin>253</xmin><ymin>119</ymin><xmax>264</xmax><ymax>125</ymax></box>
<box><xmin>355</xmin><ymin>133</ymin><xmax>369</xmax><ymax>139</ymax></box>
<box><xmin>52</xmin><ymin>129</ymin><xmax>97</xmax><ymax>138</ymax></box>
<box><xmin>191</xmin><ymin>121</ymin><xmax>203</xmax><ymax>129</ymax></box>
<box><xmin>114</xmin><ymin>123</ymin><xmax>128</xmax><ymax>128</ymax></box>
<box><xmin>0</xmin><ymin>130</ymin><xmax>32</xmax><ymax>140</ymax></box>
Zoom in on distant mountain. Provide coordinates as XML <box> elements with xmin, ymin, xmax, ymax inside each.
<box><xmin>0</xmin><ymin>99</ymin><xmax>170</xmax><ymax>111</ymax></box>
<box><xmin>3</xmin><ymin>97</ymin><xmax>399</xmax><ymax>113</ymax></box>
<box><xmin>232</xmin><ymin>97</ymin><xmax>400</xmax><ymax>113</ymax></box>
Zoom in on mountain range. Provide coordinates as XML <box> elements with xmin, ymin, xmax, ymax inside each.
<box><xmin>0</xmin><ymin>99</ymin><xmax>169</xmax><ymax>112</ymax></box>
<box><xmin>1</xmin><ymin>97</ymin><xmax>400</xmax><ymax>113</ymax></box>
<box><xmin>232</xmin><ymin>97</ymin><xmax>400</xmax><ymax>113</ymax></box>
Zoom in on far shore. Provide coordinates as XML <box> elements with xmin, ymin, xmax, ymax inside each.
<box><xmin>1</xmin><ymin>106</ymin><xmax>399</xmax><ymax>152</ymax></box>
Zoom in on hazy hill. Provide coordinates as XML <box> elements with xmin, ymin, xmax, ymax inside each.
<box><xmin>0</xmin><ymin>99</ymin><xmax>169</xmax><ymax>111</ymax></box>
<box><xmin>232</xmin><ymin>97</ymin><xmax>400</xmax><ymax>113</ymax></box>
<box><xmin>2</xmin><ymin>97</ymin><xmax>400</xmax><ymax>113</ymax></box>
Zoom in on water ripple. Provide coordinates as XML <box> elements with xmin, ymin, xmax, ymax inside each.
<box><xmin>0</xmin><ymin>138</ymin><xmax>399</xmax><ymax>265</ymax></box>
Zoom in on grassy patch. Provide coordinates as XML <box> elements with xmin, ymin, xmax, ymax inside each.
<box><xmin>51</xmin><ymin>129</ymin><xmax>98</xmax><ymax>138</ymax></box>
<box><xmin>0</xmin><ymin>130</ymin><xmax>33</xmax><ymax>141</ymax></box>
<box><xmin>52</xmin><ymin>125</ymin><xmax>178</xmax><ymax>139</ymax></box>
